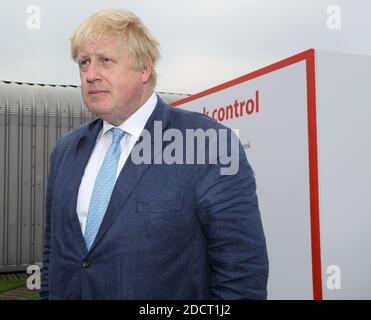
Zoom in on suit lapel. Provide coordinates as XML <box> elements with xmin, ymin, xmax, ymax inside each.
<box><xmin>65</xmin><ymin>119</ymin><xmax>103</xmax><ymax>252</ymax></box>
<box><xmin>89</xmin><ymin>97</ymin><xmax>171</xmax><ymax>251</ymax></box>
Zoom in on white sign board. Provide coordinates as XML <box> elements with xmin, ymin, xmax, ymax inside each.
<box><xmin>172</xmin><ymin>49</ymin><xmax>371</xmax><ymax>299</ymax></box>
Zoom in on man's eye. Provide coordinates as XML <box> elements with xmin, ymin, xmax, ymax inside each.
<box><xmin>101</xmin><ymin>57</ymin><xmax>112</xmax><ymax>64</ymax></box>
<box><xmin>79</xmin><ymin>59</ymin><xmax>89</xmax><ymax>67</ymax></box>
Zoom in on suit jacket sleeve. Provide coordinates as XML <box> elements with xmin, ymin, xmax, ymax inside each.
<box><xmin>40</xmin><ymin>147</ymin><xmax>57</xmax><ymax>300</ymax></box>
<box><xmin>195</xmin><ymin>137</ymin><xmax>269</xmax><ymax>299</ymax></box>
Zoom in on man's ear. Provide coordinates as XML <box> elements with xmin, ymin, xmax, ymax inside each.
<box><xmin>142</xmin><ymin>56</ymin><xmax>153</xmax><ymax>84</ymax></box>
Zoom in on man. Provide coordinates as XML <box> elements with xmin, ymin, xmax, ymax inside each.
<box><xmin>41</xmin><ymin>9</ymin><xmax>269</xmax><ymax>300</ymax></box>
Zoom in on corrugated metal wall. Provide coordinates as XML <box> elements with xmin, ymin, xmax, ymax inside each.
<box><xmin>0</xmin><ymin>81</ymin><xmax>188</xmax><ymax>272</ymax></box>
<box><xmin>0</xmin><ymin>82</ymin><xmax>95</xmax><ymax>272</ymax></box>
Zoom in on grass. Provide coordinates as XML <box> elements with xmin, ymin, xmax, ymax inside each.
<box><xmin>22</xmin><ymin>293</ymin><xmax>40</xmax><ymax>300</ymax></box>
<box><xmin>0</xmin><ymin>278</ymin><xmax>40</xmax><ymax>300</ymax></box>
<box><xmin>0</xmin><ymin>278</ymin><xmax>27</xmax><ymax>293</ymax></box>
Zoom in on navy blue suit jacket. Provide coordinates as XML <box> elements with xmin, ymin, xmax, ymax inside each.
<box><xmin>41</xmin><ymin>97</ymin><xmax>269</xmax><ymax>300</ymax></box>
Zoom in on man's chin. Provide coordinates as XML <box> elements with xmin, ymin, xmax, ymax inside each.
<box><xmin>85</xmin><ymin>100</ymin><xmax>111</xmax><ymax>114</ymax></box>
<box><xmin>86</xmin><ymin>106</ymin><xmax>109</xmax><ymax>118</ymax></box>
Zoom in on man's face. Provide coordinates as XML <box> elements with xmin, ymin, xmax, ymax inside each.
<box><xmin>77</xmin><ymin>37</ymin><xmax>150</xmax><ymax>125</ymax></box>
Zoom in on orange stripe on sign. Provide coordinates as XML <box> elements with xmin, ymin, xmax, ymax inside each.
<box><xmin>305</xmin><ymin>49</ymin><xmax>323</xmax><ymax>300</ymax></box>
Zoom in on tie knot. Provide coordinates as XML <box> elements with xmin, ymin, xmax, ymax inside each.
<box><xmin>111</xmin><ymin>128</ymin><xmax>125</xmax><ymax>145</ymax></box>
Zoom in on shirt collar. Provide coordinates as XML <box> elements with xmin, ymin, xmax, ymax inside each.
<box><xmin>101</xmin><ymin>93</ymin><xmax>158</xmax><ymax>139</ymax></box>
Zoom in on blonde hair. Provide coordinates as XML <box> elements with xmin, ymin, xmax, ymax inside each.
<box><xmin>71</xmin><ymin>9</ymin><xmax>160</xmax><ymax>87</ymax></box>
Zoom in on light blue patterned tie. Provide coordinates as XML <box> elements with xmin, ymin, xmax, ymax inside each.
<box><xmin>84</xmin><ymin>127</ymin><xmax>125</xmax><ymax>250</ymax></box>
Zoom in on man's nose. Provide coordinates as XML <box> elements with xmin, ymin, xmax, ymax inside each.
<box><xmin>85</xmin><ymin>62</ymin><xmax>101</xmax><ymax>83</ymax></box>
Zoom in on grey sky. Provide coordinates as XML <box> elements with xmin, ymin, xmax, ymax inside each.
<box><xmin>0</xmin><ymin>0</ymin><xmax>370</xmax><ymax>94</ymax></box>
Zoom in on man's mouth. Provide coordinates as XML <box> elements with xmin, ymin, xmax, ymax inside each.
<box><xmin>88</xmin><ymin>90</ymin><xmax>109</xmax><ymax>95</ymax></box>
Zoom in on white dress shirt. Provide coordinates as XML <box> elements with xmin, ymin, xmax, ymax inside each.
<box><xmin>76</xmin><ymin>93</ymin><xmax>158</xmax><ymax>235</ymax></box>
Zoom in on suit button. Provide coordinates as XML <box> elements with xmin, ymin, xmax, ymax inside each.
<box><xmin>82</xmin><ymin>261</ymin><xmax>90</xmax><ymax>268</ymax></box>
